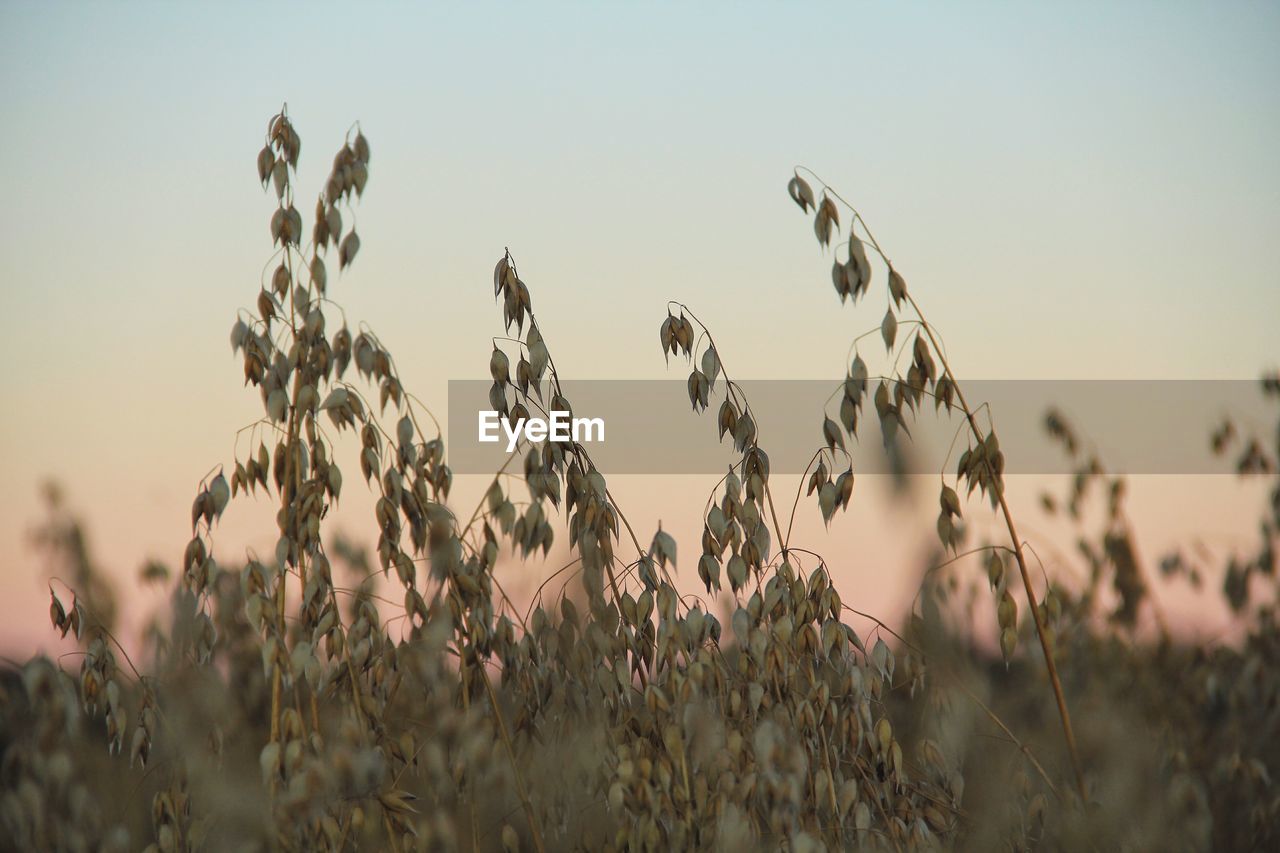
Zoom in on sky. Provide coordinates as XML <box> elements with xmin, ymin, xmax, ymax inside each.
<box><xmin>1</xmin><ymin>1</ymin><xmax>1277</xmax><ymax>656</ymax></box>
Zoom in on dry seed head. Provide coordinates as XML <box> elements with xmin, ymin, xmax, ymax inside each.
<box><xmin>1000</xmin><ymin>626</ymin><xmax>1018</xmax><ymax>662</ymax></box>
<box><xmin>339</xmin><ymin>231</ymin><xmax>360</xmax><ymax>269</ymax></box>
<box><xmin>256</xmin><ymin>146</ymin><xmax>274</xmax><ymax>186</ymax></box>
<box><xmin>490</xmin><ymin>348</ymin><xmax>510</xmax><ymax>385</ymax></box>
<box><xmin>987</xmin><ymin>550</ymin><xmax>1005</xmax><ymax>590</ymax></box>
<box><xmin>998</xmin><ymin>591</ymin><xmax>1018</xmax><ymax>630</ymax></box>
<box><xmin>271</xmin><ymin>159</ymin><xmax>288</xmax><ymax>199</ymax></box>
<box><xmin>881</xmin><ymin>307</ymin><xmax>898</xmax><ymax>351</ymax></box>
<box><xmin>787</xmin><ymin>175</ymin><xmax>815</xmax><ymax>213</ymax></box>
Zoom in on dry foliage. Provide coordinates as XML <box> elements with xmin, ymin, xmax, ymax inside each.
<box><xmin>2</xmin><ymin>111</ymin><xmax>1277</xmax><ymax>852</ymax></box>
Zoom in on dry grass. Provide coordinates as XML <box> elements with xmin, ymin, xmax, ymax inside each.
<box><xmin>2</xmin><ymin>109</ymin><xmax>1277</xmax><ymax>852</ymax></box>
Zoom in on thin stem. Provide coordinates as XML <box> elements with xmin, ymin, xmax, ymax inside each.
<box><xmin>797</xmin><ymin>166</ymin><xmax>1087</xmax><ymax>800</ymax></box>
<box><xmin>951</xmin><ymin>678</ymin><xmax>1062</xmax><ymax>803</ymax></box>
<box><xmin>481</xmin><ymin>672</ymin><xmax>547</xmax><ymax>853</ymax></box>
<box><xmin>907</xmin><ymin>291</ymin><xmax>1087</xmax><ymax>801</ymax></box>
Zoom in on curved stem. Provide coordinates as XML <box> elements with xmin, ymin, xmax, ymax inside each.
<box><xmin>905</xmin><ymin>290</ymin><xmax>1087</xmax><ymax>801</ymax></box>
<box><xmin>797</xmin><ymin>166</ymin><xmax>1088</xmax><ymax>800</ymax></box>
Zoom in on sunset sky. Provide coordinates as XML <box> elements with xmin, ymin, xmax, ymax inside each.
<box><xmin>1</xmin><ymin>2</ymin><xmax>1277</xmax><ymax>656</ymax></box>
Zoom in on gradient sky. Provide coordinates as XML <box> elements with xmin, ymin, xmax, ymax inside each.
<box><xmin>1</xmin><ymin>2</ymin><xmax>1277</xmax><ymax>656</ymax></box>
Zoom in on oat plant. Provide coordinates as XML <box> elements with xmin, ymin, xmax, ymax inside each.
<box><xmin>7</xmin><ymin>111</ymin><xmax>1278</xmax><ymax>852</ymax></box>
<box><xmin>781</xmin><ymin>169</ymin><xmax>1086</xmax><ymax>799</ymax></box>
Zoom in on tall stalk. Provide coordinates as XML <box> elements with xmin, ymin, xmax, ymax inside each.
<box><xmin>791</xmin><ymin>168</ymin><xmax>1087</xmax><ymax>800</ymax></box>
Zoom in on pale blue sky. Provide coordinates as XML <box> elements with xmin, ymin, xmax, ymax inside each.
<box><xmin>3</xmin><ymin>2</ymin><xmax>1277</xmax><ymax>382</ymax></box>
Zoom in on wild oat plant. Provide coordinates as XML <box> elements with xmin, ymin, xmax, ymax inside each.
<box><xmin>2</xmin><ymin>109</ymin><xmax>1277</xmax><ymax>852</ymax></box>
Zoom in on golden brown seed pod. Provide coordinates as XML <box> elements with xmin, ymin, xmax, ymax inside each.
<box><xmin>256</xmin><ymin>146</ymin><xmax>274</xmax><ymax>186</ymax></box>
<box><xmin>998</xmin><ymin>590</ymin><xmax>1018</xmax><ymax>629</ymax></box>
<box><xmin>1000</xmin><ymin>626</ymin><xmax>1018</xmax><ymax>661</ymax></box>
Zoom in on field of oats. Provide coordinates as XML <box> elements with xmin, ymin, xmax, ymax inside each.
<box><xmin>1</xmin><ymin>105</ymin><xmax>1276</xmax><ymax>852</ymax></box>
<box><xmin>5</xmin><ymin>5</ymin><xmax>1280</xmax><ymax>851</ymax></box>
